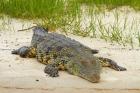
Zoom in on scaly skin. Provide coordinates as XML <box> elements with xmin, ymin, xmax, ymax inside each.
<box><xmin>12</xmin><ymin>26</ymin><xmax>127</xmax><ymax>83</ymax></box>
<box><xmin>37</xmin><ymin>40</ymin><xmax>101</xmax><ymax>82</ymax></box>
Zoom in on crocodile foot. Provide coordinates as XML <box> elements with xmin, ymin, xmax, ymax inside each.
<box><xmin>44</xmin><ymin>64</ymin><xmax>59</xmax><ymax>77</ymax></box>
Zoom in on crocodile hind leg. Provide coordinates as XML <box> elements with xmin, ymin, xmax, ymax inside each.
<box><xmin>97</xmin><ymin>57</ymin><xmax>127</xmax><ymax>71</ymax></box>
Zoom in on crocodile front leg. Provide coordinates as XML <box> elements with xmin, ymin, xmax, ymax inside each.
<box><xmin>97</xmin><ymin>57</ymin><xmax>127</xmax><ymax>71</ymax></box>
<box><xmin>44</xmin><ymin>64</ymin><xmax>59</xmax><ymax>77</ymax></box>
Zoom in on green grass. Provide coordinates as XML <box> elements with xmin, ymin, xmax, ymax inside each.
<box><xmin>0</xmin><ymin>0</ymin><xmax>140</xmax><ymax>19</ymax></box>
<box><xmin>0</xmin><ymin>0</ymin><xmax>65</xmax><ymax>18</ymax></box>
<box><xmin>77</xmin><ymin>0</ymin><xmax>140</xmax><ymax>10</ymax></box>
<box><xmin>0</xmin><ymin>0</ymin><xmax>140</xmax><ymax>47</ymax></box>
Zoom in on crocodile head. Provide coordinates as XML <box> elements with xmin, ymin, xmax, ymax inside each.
<box><xmin>66</xmin><ymin>57</ymin><xmax>101</xmax><ymax>83</ymax></box>
<box><xmin>11</xmin><ymin>46</ymin><xmax>36</xmax><ymax>58</ymax></box>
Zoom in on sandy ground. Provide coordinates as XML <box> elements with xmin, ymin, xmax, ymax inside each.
<box><xmin>0</xmin><ymin>18</ymin><xmax>140</xmax><ymax>93</ymax></box>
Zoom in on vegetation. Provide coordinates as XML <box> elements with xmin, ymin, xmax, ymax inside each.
<box><xmin>0</xmin><ymin>0</ymin><xmax>140</xmax><ymax>47</ymax></box>
<box><xmin>0</xmin><ymin>0</ymin><xmax>140</xmax><ymax>18</ymax></box>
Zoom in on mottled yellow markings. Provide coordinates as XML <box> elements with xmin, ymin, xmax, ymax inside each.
<box><xmin>98</xmin><ymin>58</ymin><xmax>110</xmax><ymax>67</ymax></box>
<box><xmin>27</xmin><ymin>47</ymin><xmax>36</xmax><ymax>58</ymax></box>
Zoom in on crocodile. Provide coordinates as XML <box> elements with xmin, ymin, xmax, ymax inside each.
<box><xmin>12</xmin><ymin>26</ymin><xmax>126</xmax><ymax>83</ymax></box>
